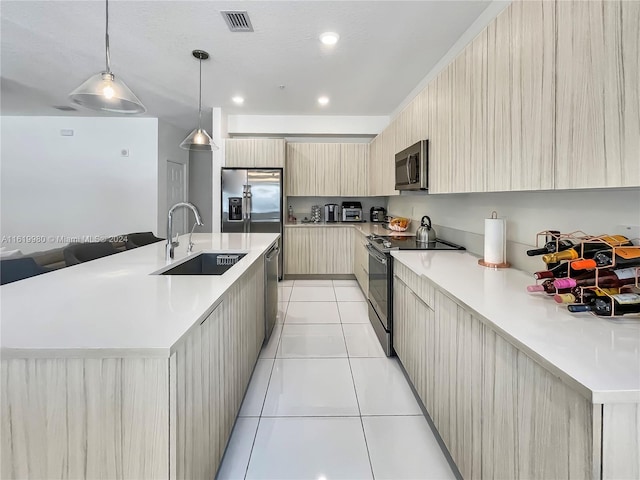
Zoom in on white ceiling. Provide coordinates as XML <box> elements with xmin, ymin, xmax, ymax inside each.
<box><xmin>1</xmin><ymin>1</ymin><xmax>492</xmax><ymax>130</ymax></box>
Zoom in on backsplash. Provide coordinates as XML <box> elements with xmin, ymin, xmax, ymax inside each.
<box><xmin>387</xmin><ymin>188</ymin><xmax>640</xmax><ymax>273</ymax></box>
<box><xmin>287</xmin><ymin>197</ymin><xmax>388</xmax><ymax>223</ymax></box>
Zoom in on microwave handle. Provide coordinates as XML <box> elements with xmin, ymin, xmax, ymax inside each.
<box><xmin>406</xmin><ymin>157</ymin><xmax>411</xmax><ymax>184</ymax></box>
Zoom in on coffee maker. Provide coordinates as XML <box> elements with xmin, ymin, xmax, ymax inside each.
<box><xmin>324</xmin><ymin>204</ymin><xmax>340</xmax><ymax>223</ymax></box>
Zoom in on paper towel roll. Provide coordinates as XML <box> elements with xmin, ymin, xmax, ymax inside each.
<box><xmin>484</xmin><ymin>213</ymin><xmax>506</xmax><ymax>265</ymax></box>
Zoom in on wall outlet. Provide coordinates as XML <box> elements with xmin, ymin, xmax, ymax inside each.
<box><xmin>120</xmin><ymin>149</ymin><xmax>129</xmax><ymax>157</ymax></box>
<box><xmin>60</xmin><ymin>129</ymin><xmax>74</xmax><ymax>136</ymax></box>
<box><xmin>615</xmin><ymin>224</ymin><xmax>640</xmax><ymax>243</ymax></box>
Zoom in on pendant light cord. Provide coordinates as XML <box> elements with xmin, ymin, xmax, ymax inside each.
<box><xmin>198</xmin><ymin>57</ymin><xmax>203</xmax><ymax>129</ymax></box>
<box><xmin>105</xmin><ymin>0</ymin><xmax>111</xmax><ymax>72</ymax></box>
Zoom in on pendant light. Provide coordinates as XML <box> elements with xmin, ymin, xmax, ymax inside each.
<box><xmin>69</xmin><ymin>0</ymin><xmax>145</xmax><ymax>114</ymax></box>
<box><xmin>180</xmin><ymin>50</ymin><xmax>218</xmax><ymax>151</ymax></box>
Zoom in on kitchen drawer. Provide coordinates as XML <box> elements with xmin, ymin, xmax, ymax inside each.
<box><xmin>394</xmin><ymin>260</ymin><xmax>435</xmax><ymax>310</ymax></box>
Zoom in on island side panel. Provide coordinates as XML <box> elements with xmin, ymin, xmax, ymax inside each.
<box><xmin>602</xmin><ymin>403</ymin><xmax>640</xmax><ymax>479</ymax></box>
<box><xmin>171</xmin><ymin>258</ymin><xmax>265</xmax><ymax>479</ymax></box>
<box><xmin>0</xmin><ymin>357</ymin><xmax>168</xmax><ymax>480</ymax></box>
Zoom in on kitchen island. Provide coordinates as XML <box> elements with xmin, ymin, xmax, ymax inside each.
<box><xmin>391</xmin><ymin>250</ymin><xmax>640</xmax><ymax>480</ymax></box>
<box><xmin>0</xmin><ymin>233</ymin><xmax>279</xmax><ymax>480</ymax></box>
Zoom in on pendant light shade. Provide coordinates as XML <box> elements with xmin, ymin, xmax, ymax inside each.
<box><xmin>69</xmin><ymin>0</ymin><xmax>146</xmax><ymax>114</ymax></box>
<box><xmin>180</xmin><ymin>50</ymin><xmax>218</xmax><ymax>151</ymax></box>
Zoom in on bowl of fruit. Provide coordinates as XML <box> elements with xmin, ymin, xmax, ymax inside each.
<box><xmin>387</xmin><ymin>217</ymin><xmax>411</xmax><ymax>232</ymax></box>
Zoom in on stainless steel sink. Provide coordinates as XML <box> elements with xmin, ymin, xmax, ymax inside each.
<box><xmin>160</xmin><ymin>253</ymin><xmax>246</xmax><ymax>275</ymax></box>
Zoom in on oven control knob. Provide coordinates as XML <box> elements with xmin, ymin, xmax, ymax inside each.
<box><xmin>383</xmin><ymin>241</ymin><xmax>392</xmax><ymax>248</ymax></box>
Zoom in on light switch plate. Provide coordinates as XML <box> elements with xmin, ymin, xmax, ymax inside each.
<box><xmin>60</xmin><ymin>129</ymin><xmax>74</xmax><ymax>136</ymax></box>
<box><xmin>120</xmin><ymin>149</ymin><xmax>129</xmax><ymax>157</ymax></box>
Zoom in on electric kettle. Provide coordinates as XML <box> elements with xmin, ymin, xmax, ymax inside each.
<box><xmin>416</xmin><ymin>216</ymin><xmax>436</xmax><ymax>243</ymax></box>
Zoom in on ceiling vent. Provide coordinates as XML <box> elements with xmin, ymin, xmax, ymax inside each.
<box><xmin>53</xmin><ymin>105</ymin><xmax>77</xmax><ymax>111</ymax></box>
<box><xmin>221</xmin><ymin>11</ymin><xmax>254</xmax><ymax>32</ymax></box>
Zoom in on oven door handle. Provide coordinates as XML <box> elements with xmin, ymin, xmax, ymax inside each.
<box><xmin>366</xmin><ymin>244</ymin><xmax>388</xmax><ymax>265</ymax></box>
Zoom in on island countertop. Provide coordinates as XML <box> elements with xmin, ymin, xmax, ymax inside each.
<box><xmin>0</xmin><ymin>233</ymin><xmax>279</xmax><ymax>353</ymax></box>
<box><xmin>391</xmin><ymin>250</ymin><xmax>640</xmax><ymax>403</ymax></box>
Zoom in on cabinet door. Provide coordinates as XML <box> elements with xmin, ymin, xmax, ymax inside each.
<box><xmin>318</xmin><ymin>228</ymin><xmax>353</xmax><ymax>274</ymax></box>
<box><xmin>381</xmin><ymin>122</ymin><xmax>399</xmax><ymax>196</ymax></box>
<box><xmin>555</xmin><ymin>0</ymin><xmax>640</xmax><ymax>188</ymax></box>
<box><xmin>368</xmin><ymin>137</ymin><xmax>381</xmax><ymax>196</ymax></box>
<box><xmin>429</xmin><ymin>68</ymin><xmax>453</xmax><ymax>193</ymax></box>
<box><xmin>486</xmin><ymin>0</ymin><xmax>555</xmax><ymax>191</ymax></box>
<box><xmin>225</xmin><ymin>139</ymin><xmax>286</xmax><ymax>168</ymax></box>
<box><xmin>315</xmin><ymin>144</ymin><xmax>342</xmax><ymax>196</ymax></box>
<box><xmin>340</xmin><ymin>144</ymin><xmax>369</xmax><ymax>196</ymax></box>
<box><xmin>286</xmin><ymin>144</ymin><xmax>315</xmax><ymax>196</ymax></box>
<box><xmin>353</xmin><ymin>231</ymin><xmax>369</xmax><ymax>296</ymax></box>
<box><xmin>284</xmin><ymin>227</ymin><xmax>313</xmax><ymax>274</ymax></box>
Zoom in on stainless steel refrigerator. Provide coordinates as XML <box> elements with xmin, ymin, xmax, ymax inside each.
<box><xmin>221</xmin><ymin>168</ymin><xmax>283</xmax><ymax>278</ymax></box>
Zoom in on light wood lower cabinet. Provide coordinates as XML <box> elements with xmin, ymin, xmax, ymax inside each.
<box><xmin>0</xmin><ymin>258</ymin><xmax>265</xmax><ymax>480</ymax></box>
<box><xmin>284</xmin><ymin>227</ymin><xmax>354</xmax><ymax>275</ymax></box>
<box><xmin>353</xmin><ymin>230</ymin><xmax>369</xmax><ymax>296</ymax></box>
<box><xmin>393</xmin><ymin>264</ymin><xmax>602</xmax><ymax>479</ymax></box>
<box><xmin>171</xmin><ymin>258</ymin><xmax>264</xmax><ymax>479</ymax></box>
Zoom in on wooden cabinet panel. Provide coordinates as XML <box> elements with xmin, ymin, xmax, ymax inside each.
<box><xmin>486</xmin><ymin>0</ymin><xmax>555</xmax><ymax>191</ymax></box>
<box><xmin>315</xmin><ymin>144</ymin><xmax>341</xmax><ymax>196</ymax></box>
<box><xmin>353</xmin><ymin>230</ymin><xmax>369</xmax><ymax>296</ymax></box>
<box><xmin>429</xmin><ymin>68</ymin><xmax>453</xmax><ymax>193</ymax></box>
<box><xmin>381</xmin><ymin>122</ymin><xmax>398</xmax><ymax>196</ymax></box>
<box><xmin>340</xmin><ymin>143</ymin><xmax>369</xmax><ymax>196</ymax></box>
<box><xmin>556</xmin><ymin>0</ymin><xmax>640</xmax><ymax>188</ymax></box>
<box><xmin>368</xmin><ymin>136</ymin><xmax>381</xmax><ymax>196</ymax></box>
<box><xmin>225</xmin><ymin>138</ymin><xmax>286</xmax><ymax>168</ymax></box>
<box><xmin>172</xmin><ymin>259</ymin><xmax>264</xmax><ymax>479</ymax></box>
<box><xmin>1</xmin><ymin>357</ymin><xmax>169</xmax><ymax>480</ymax></box>
<box><xmin>602</xmin><ymin>403</ymin><xmax>640</xmax><ymax>479</ymax></box>
<box><xmin>284</xmin><ymin>227</ymin><xmax>353</xmax><ymax>275</ymax></box>
<box><xmin>286</xmin><ymin>143</ymin><xmax>315</xmax><ymax>196</ymax></box>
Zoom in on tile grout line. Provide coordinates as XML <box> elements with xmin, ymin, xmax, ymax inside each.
<box><xmin>337</xmin><ymin>296</ymin><xmax>377</xmax><ymax>480</ymax></box>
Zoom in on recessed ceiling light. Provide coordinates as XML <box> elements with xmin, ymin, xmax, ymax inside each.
<box><xmin>232</xmin><ymin>96</ymin><xmax>245</xmax><ymax>105</ymax></box>
<box><xmin>319</xmin><ymin>32</ymin><xmax>340</xmax><ymax>45</ymax></box>
<box><xmin>318</xmin><ymin>96</ymin><xmax>329</xmax><ymax>106</ymax></box>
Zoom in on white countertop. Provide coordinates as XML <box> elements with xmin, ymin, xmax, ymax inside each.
<box><xmin>0</xmin><ymin>233</ymin><xmax>279</xmax><ymax>353</ymax></box>
<box><xmin>391</xmin><ymin>250</ymin><xmax>640</xmax><ymax>403</ymax></box>
<box><xmin>285</xmin><ymin>222</ymin><xmax>415</xmax><ymax>237</ymax></box>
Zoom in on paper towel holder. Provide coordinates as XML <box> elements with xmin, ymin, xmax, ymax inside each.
<box><xmin>478</xmin><ymin>211</ymin><xmax>511</xmax><ymax>269</ymax></box>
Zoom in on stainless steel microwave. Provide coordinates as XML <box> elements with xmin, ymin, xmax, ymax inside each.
<box><xmin>395</xmin><ymin>140</ymin><xmax>428</xmax><ymax>191</ymax></box>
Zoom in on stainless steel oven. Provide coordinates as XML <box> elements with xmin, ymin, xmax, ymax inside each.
<box><xmin>366</xmin><ymin>234</ymin><xmax>465</xmax><ymax>357</ymax></box>
<box><xmin>367</xmin><ymin>244</ymin><xmax>393</xmax><ymax>356</ymax></box>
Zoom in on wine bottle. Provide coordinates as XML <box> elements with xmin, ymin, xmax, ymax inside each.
<box><xmin>570</xmin><ymin>247</ymin><xmax>640</xmax><ymax>270</ymax></box>
<box><xmin>553</xmin><ymin>267</ymin><xmax>639</xmax><ymax>290</ymax></box>
<box><xmin>527</xmin><ymin>279</ymin><xmax>570</xmax><ymax>295</ymax></box>
<box><xmin>526</xmin><ymin>239</ymin><xmax>574</xmax><ymax>257</ymax></box>
<box><xmin>554</xmin><ymin>287</ymin><xmax>619</xmax><ymax>304</ymax></box>
<box><xmin>541</xmin><ymin>236</ymin><xmax>632</xmax><ymax>264</ymax></box>
<box><xmin>568</xmin><ymin>293</ymin><xmax>640</xmax><ymax>316</ymax></box>
<box><xmin>534</xmin><ymin>262</ymin><xmax>572</xmax><ymax>280</ymax></box>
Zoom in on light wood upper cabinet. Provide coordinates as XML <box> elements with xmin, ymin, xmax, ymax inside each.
<box><xmin>555</xmin><ymin>0</ymin><xmax>640</xmax><ymax>188</ymax></box>
<box><xmin>340</xmin><ymin>143</ymin><xmax>369</xmax><ymax>196</ymax></box>
<box><xmin>315</xmin><ymin>143</ymin><xmax>341</xmax><ymax>196</ymax></box>
<box><xmin>429</xmin><ymin>68</ymin><xmax>453</xmax><ymax>193</ymax></box>
<box><xmin>286</xmin><ymin>143</ymin><xmax>369</xmax><ymax>196</ymax></box>
<box><xmin>225</xmin><ymin>138</ymin><xmax>286</xmax><ymax>168</ymax></box>
<box><xmin>286</xmin><ymin>143</ymin><xmax>316</xmax><ymax>196</ymax></box>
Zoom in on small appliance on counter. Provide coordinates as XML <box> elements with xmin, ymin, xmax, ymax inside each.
<box><xmin>324</xmin><ymin>204</ymin><xmax>340</xmax><ymax>223</ymax></box>
<box><xmin>341</xmin><ymin>201</ymin><xmax>363</xmax><ymax>222</ymax></box>
<box><xmin>370</xmin><ymin>206</ymin><xmax>387</xmax><ymax>223</ymax></box>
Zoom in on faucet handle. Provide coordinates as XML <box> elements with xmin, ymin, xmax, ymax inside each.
<box><xmin>172</xmin><ymin>232</ymin><xmax>180</xmax><ymax>246</ymax></box>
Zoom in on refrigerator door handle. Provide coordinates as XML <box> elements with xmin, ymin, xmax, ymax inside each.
<box><xmin>245</xmin><ymin>185</ymin><xmax>252</xmax><ymax>222</ymax></box>
<box><xmin>242</xmin><ymin>186</ymin><xmax>248</xmax><ymax>221</ymax></box>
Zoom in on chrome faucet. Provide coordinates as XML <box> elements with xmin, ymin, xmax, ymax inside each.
<box><xmin>166</xmin><ymin>202</ymin><xmax>204</xmax><ymax>260</ymax></box>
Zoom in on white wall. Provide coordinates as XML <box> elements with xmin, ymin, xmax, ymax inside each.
<box><xmin>1</xmin><ymin>116</ymin><xmax>159</xmax><ymax>253</ymax></box>
<box><xmin>388</xmin><ymin>188</ymin><xmax>640</xmax><ymax>272</ymax></box>
<box><xmin>157</xmin><ymin>119</ymin><xmax>190</xmax><ymax>235</ymax></box>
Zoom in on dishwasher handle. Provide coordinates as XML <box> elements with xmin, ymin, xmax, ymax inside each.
<box><xmin>266</xmin><ymin>244</ymin><xmax>279</xmax><ymax>261</ymax></box>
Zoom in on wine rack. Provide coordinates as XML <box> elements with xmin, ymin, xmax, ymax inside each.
<box><xmin>530</xmin><ymin>230</ymin><xmax>640</xmax><ymax>319</ymax></box>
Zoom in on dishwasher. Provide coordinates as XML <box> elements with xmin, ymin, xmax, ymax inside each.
<box><xmin>264</xmin><ymin>242</ymin><xmax>279</xmax><ymax>343</ymax></box>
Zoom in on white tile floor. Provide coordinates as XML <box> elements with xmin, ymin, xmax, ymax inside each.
<box><xmin>217</xmin><ymin>279</ymin><xmax>455</xmax><ymax>480</ymax></box>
